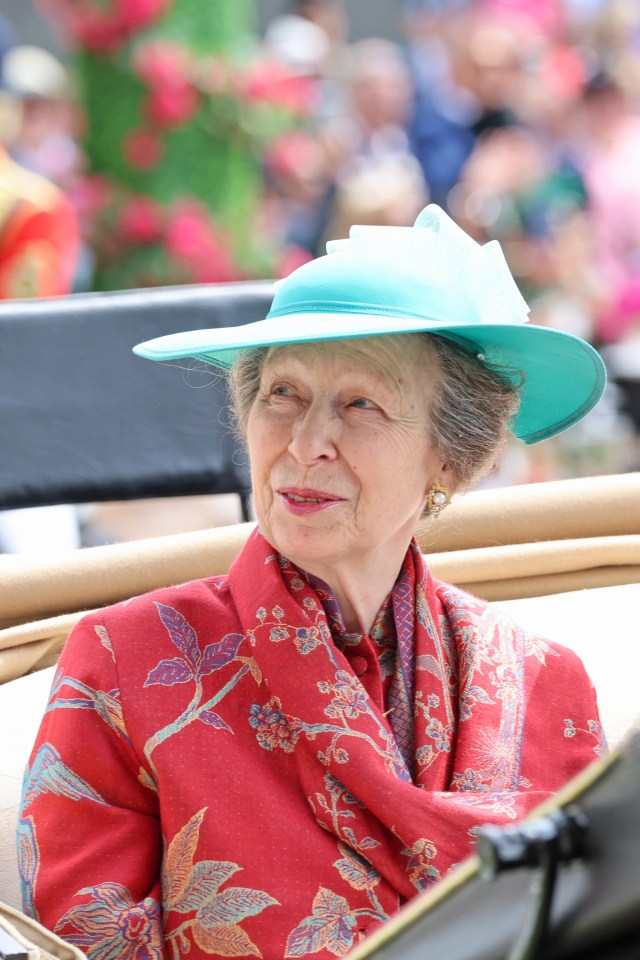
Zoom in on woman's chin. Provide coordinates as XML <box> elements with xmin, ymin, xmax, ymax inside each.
<box><xmin>261</xmin><ymin>519</ymin><xmax>347</xmax><ymax>573</ymax></box>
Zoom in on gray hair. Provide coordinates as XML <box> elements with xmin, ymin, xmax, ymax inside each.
<box><xmin>227</xmin><ymin>335</ymin><xmax>522</xmax><ymax>491</ymax></box>
<box><xmin>427</xmin><ymin>336</ymin><xmax>522</xmax><ymax>489</ymax></box>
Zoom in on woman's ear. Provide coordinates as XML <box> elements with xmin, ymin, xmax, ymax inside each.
<box><xmin>439</xmin><ymin>462</ymin><xmax>458</xmax><ymax>498</ymax></box>
<box><xmin>424</xmin><ymin>463</ymin><xmax>456</xmax><ymax>501</ymax></box>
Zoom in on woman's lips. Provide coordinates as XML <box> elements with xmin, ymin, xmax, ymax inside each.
<box><xmin>277</xmin><ymin>488</ymin><xmax>344</xmax><ymax>515</ymax></box>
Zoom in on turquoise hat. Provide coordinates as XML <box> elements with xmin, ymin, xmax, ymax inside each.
<box><xmin>133</xmin><ymin>205</ymin><xmax>606</xmax><ymax>445</ymax></box>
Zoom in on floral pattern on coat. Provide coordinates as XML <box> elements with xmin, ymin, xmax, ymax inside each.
<box><xmin>19</xmin><ymin>531</ymin><xmax>605</xmax><ymax>959</ymax></box>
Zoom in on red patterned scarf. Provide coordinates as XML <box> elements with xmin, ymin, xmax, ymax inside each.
<box><xmin>229</xmin><ymin>530</ymin><xmax>598</xmax><ymax>899</ymax></box>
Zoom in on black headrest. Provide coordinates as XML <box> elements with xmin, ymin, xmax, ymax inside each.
<box><xmin>0</xmin><ymin>281</ymin><xmax>274</xmax><ymax>508</ymax></box>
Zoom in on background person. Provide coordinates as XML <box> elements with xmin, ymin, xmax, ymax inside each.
<box><xmin>0</xmin><ymin>21</ymin><xmax>81</xmax><ymax>556</ymax></box>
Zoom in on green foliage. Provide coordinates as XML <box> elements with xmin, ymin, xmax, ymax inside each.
<box><xmin>48</xmin><ymin>0</ymin><xmax>308</xmax><ymax>290</ymax></box>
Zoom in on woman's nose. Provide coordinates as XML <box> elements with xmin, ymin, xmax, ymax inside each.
<box><xmin>287</xmin><ymin>404</ymin><xmax>338</xmax><ymax>464</ymax></box>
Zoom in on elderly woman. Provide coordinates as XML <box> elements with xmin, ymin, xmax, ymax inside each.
<box><xmin>19</xmin><ymin>206</ymin><xmax>606</xmax><ymax>960</ymax></box>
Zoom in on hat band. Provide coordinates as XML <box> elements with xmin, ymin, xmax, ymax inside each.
<box><xmin>266</xmin><ymin>298</ymin><xmax>477</xmax><ymax>324</ymax></box>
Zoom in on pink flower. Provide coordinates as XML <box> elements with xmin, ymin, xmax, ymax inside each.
<box><xmin>123</xmin><ymin>129</ymin><xmax>164</xmax><ymax>170</ymax></box>
<box><xmin>165</xmin><ymin>201</ymin><xmax>215</xmax><ymax>258</ymax></box>
<box><xmin>165</xmin><ymin>201</ymin><xmax>238</xmax><ymax>283</ymax></box>
<box><xmin>242</xmin><ymin>59</ymin><xmax>317</xmax><ymax>115</ymax></box>
<box><xmin>191</xmin><ymin>256</ymin><xmax>239</xmax><ymax>284</ymax></box>
<box><xmin>74</xmin><ymin>175</ymin><xmax>114</xmax><ymax>218</ymax></box>
<box><xmin>199</xmin><ymin>56</ymin><xmax>230</xmax><ymax>96</ymax></box>
<box><xmin>118</xmin><ymin>195</ymin><xmax>163</xmax><ymax>244</ymax></box>
<box><xmin>265</xmin><ymin>131</ymin><xmax>320</xmax><ymax>180</ymax></box>
<box><xmin>133</xmin><ymin>40</ymin><xmax>198</xmax><ymax>129</ymax></box>
<box><xmin>74</xmin><ymin>10</ymin><xmax>124</xmax><ymax>53</ymax></box>
<box><xmin>132</xmin><ymin>40</ymin><xmax>189</xmax><ymax>89</ymax></box>
<box><xmin>115</xmin><ymin>0</ymin><xmax>170</xmax><ymax>32</ymax></box>
<box><xmin>144</xmin><ymin>83</ymin><xmax>199</xmax><ymax>127</ymax></box>
<box><xmin>36</xmin><ymin>0</ymin><xmax>172</xmax><ymax>53</ymax></box>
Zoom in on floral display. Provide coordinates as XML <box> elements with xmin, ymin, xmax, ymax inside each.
<box><xmin>37</xmin><ymin>0</ymin><xmax>315</xmax><ymax>290</ymax></box>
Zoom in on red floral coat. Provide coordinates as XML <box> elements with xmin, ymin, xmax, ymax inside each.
<box><xmin>19</xmin><ymin>531</ymin><xmax>604</xmax><ymax>960</ymax></box>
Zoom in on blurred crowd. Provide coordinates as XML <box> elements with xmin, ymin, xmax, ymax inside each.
<box><xmin>2</xmin><ymin>0</ymin><xmax>640</xmax><ymax>552</ymax></box>
<box><xmin>258</xmin><ymin>0</ymin><xmax>640</xmax><ymax>485</ymax></box>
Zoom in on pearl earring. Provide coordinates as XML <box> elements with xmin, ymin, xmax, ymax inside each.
<box><xmin>426</xmin><ymin>479</ymin><xmax>451</xmax><ymax>518</ymax></box>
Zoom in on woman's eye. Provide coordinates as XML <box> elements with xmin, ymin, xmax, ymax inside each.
<box><xmin>271</xmin><ymin>384</ymin><xmax>294</xmax><ymax>397</ymax></box>
<box><xmin>350</xmin><ymin>397</ymin><xmax>377</xmax><ymax>409</ymax></box>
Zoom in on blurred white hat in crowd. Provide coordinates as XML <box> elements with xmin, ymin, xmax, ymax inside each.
<box><xmin>264</xmin><ymin>15</ymin><xmax>330</xmax><ymax>74</ymax></box>
<box><xmin>1</xmin><ymin>45</ymin><xmax>70</xmax><ymax>100</ymax></box>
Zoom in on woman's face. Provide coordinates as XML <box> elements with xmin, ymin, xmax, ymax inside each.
<box><xmin>246</xmin><ymin>335</ymin><xmax>448</xmax><ymax>582</ymax></box>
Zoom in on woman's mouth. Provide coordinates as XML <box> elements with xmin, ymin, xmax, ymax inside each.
<box><xmin>277</xmin><ymin>488</ymin><xmax>343</xmax><ymax>514</ymax></box>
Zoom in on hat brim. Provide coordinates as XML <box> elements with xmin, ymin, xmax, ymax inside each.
<box><xmin>133</xmin><ymin>309</ymin><xmax>606</xmax><ymax>445</ymax></box>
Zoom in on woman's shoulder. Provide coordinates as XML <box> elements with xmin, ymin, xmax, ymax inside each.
<box><xmin>430</xmin><ymin>573</ymin><xmax>590</xmax><ymax>676</ymax></box>
<box><xmin>430</xmin><ymin>574</ymin><xmax>494</xmax><ymax>619</ymax></box>
<box><xmin>431</xmin><ymin>572</ymin><xmax>554</xmax><ymax>644</ymax></box>
<box><xmin>67</xmin><ymin>573</ymin><xmax>235</xmax><ymax>660</ymax></box>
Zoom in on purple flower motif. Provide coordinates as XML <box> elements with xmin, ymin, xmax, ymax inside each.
<box><xmin>323</xmin><ymin>772</ymin><xmax>358</xmax><ymax>803</ymax></box>
<box><xmin>285</xmin><ymin>888</ymin><xmax>357</xmax><ymax>957</ymax></box>
<box><xmin>295</xmin><ymin>626</ymin><xmax>321</xmax><ymax>654</ymax></box>
<box><xmin>384</xmin><ymin>744</ymin><xmax>411</xmax><ymax>782</ymax></box>
<box><xmin>588</xmin><ymin>719</ymin><xmax>608</xmax><ymax>756</ymax></box>
<box><xmin>377</xmin><ymin>646</ymin><xmax>395</xmax><ymax>680</ymax></box>
<box><xmin>55</xmin><ymin>882</ymin><xmax>162</xmax><ymax>959</ymax></box>
<box><xmin>402</xmin><ymin>840</ymin><xmax>441</xmax><ymax>891</ymax></box>
<box><xmin>425</xmin><ymin>718</ymin><xmax>451</xmax><ymax>752</ymax></box>
<box><xmin>451</xmin><ymin>767</ymin><xmax>488</xmax><ymax>793</ymax></box>
<box><xmin>495</xmin><ymin>665</ymin><xmax>519</xmax><ymax>685</ymax></box>
<box><xmin>249</xmin><ymin>698</ymin><xmax>299</xmax><ymax>752</ymax></box>
<box><xmin>270</xmin><ymin>625</ymin><xmax>290</xmax><ymax>642</ymax></box>
<box><xmin>416</xmin><ymin>744</ymin><xmax>434</xmax><ymax>768</ymax></box>
<box><xmin>325</xmin><ymin>679</ymin><xmax>369</xmax><ymax>720</ymax></box>
<box><xmin>459</xmin><ymin>697</ymin><xmax>472</xmax><ymax>722</ymax></box>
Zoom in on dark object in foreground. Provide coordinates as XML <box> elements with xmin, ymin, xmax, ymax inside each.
<box><xmin>348</xmin><ymin>727</ymin><xmax>640</xmax><ymax>960</ymax></box>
